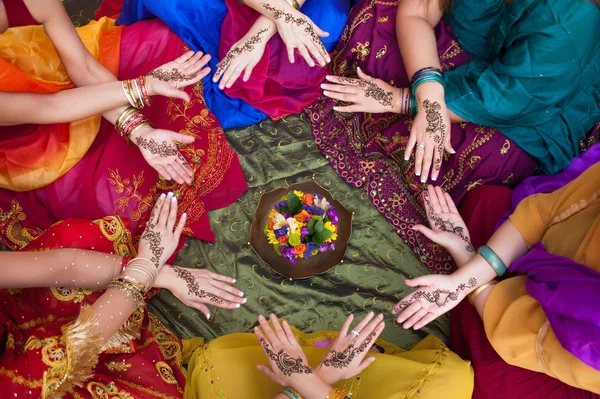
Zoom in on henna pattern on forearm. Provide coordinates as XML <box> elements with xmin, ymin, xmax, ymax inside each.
<box><xmin>423</xmin><ymin>100</ymin><xmax>447</xmax><ymax>171</ymax></box>
<box><xmin>394</xmin><ymin>278</ymin><xmax>477</xmax><ymax>312</ymax></box>
<box><xmin>173</xmin><ymin>267</ymin><xmax>225</xmax><ymax>304</ymax></box>
<box><xmin>147</xmin><ymin>68</ymin><xmax>197</xmax><ymax>83</ymax></box>
<box><xmin>423</xmin><ymin>192</ymin><xmax>475</xmax><ymax>253</ymax></box>
<box><xmin>216</xmin><ymin>27</ymin><xmax>270</xmax><ymax>77</ymax></box>
<box><xmin>260</xmin><ymin>3</ymin><xmax>328</xmax><ymax>56</ymax></box>
<box><xmin>259</xmin><ymin>338</ymin><xmax>313</xmax><ymax>376</ymax></box>
<box><xmin>321</xmin><ymin>332</ymin><xmax>377</xmax><ymax>369</ymax></box>
<box><xmin>135</xmin><ymin>137</ymin><xmax>179</xmax><ymax>158</ymax></box>
<box><xmin>335</xmin><ymin>77</ymin><xmax>393</xmax><ymax>108</ymax></box>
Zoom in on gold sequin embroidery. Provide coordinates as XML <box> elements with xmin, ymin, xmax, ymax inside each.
<box><xmin>376</xmin><ymin>45</ymin><xmax>387</xmax><ymax>59</ymax></box>
<box><xmin>351</xmin><ymin>41</ymin><xmax>371</xmax><ymax>61</ymax></box>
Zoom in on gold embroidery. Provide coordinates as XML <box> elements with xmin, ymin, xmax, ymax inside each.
<box><xmin>7</xmin><ymin>288</ymin><xmax>21</xmax><ymax>295</ymax></box>
<box><xmin>116</xmin><ymin>379</ymin><xmax>181</xmax><ymax>399</ymax></box>
<box><xmin>147</xmin><ymin>313</ymin><xmax>183</xmax><ymax>367</ymax></box>
<box><xmin>401</xmin><ymin>343</ymin><xmax>450</xmax><ymax>398</ymax></box>
<box><xmin>88</xmin><ymin>381</ymin><xmax>133</xmax><ymax>399</ymax></box>
<box><xmin>50</xmin><ymin>287</ymin><xmax>94</xmax><ymax>303</ymax></box>
<box><xmin>0</xmin><ymin>199</ymin><xmax>44</xmax><ymax>249</ymax></box>
<box><xmin>0</xmin><ymin>367</ymin><xmax>43</xmax><ymax>388</ymax></box>
<box><xmin>6</xmin><ymin>333</ymin><xmax>14</xmax><ymax>350</ymax></box>
<box><xmin>466</xmin><ymin>180</ymin><xmax>484</xmax><ymax>192</ymax></box>
<box><xmin>388</xmin><ymin>193</ymin><xmax>407</xmax><ymax>210</ymax></box>
<box><xmin>439</xmin><ymin>40</ymin><xmax>463</xmax><ymax>71</ymax></box>
<box><xmin>17</xmin><ymin>315</ymin><xmax>72</xmax><ymax>330</ymax></box>
<box><xmin>106</xmin><ymin>362</ymin><xmax>132</xmax><ymax>372</ymax></box>
<box><xmin>502</xmin><ymin>173</ymin><xmax>514</xmax><ymax>185</ymax></box>
<box><xmin>501</xmin><ymin>140</ymin><xmax>510</xmax><ymax>155</ymax></box>
<box><xmin>351</xmin><ymin>41</ymin><xmax>371</xmax><ymax>61</ymax></box>
<box><xmin>376</xmin><ymin>45</ymin><xmax>387</xmax><ymax>59</ymax></box>
<box><xmin>155</xmin><ymin>362</ymin><xmax>177</xmax><ymax>385</ymax></box>
<box><xmin>467</xmin><ymin>156</ymin><xmax>481</xmax><ymax>169</ymax></box>
<box><xmin>377</xmin><ymin>16</ymin><xmax>389</xmax><ymax>23</ymax></box>
<box><xmin>359</xmin><ymin>160</ymin><xmax>376</xmax><ymax>174</ymax></box>
<box><xmin>107</xmin><ymin>169</ymin><xmax>155</xmax><ymax>223</ymax></box>
<box><xmin>93</xmin><ymin>216</ymin><xmax>137</xmax><ymax>257</ymax></box>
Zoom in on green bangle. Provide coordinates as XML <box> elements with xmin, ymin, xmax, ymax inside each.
<box><xmin>477</xmin><ymin>245</ymin><xmax>507</xmax><ymax>276</ymax></box>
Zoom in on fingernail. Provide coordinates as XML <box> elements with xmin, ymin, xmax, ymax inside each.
<box><xmin>160</xmin><ymin>193</ymin><xmax>166</xmax><ymax>199</ymax></box>
<box><xmin>239</xmin><ymin>291</ymin><xmax>245</xmax><ymax>297</ymax></box>
<box><xmin>421</xmin><ymin>179</ymin><xmax>426</xmax><ymax>183</ymax></box>
<box><xmin>182</xmin><ymin>213</ymin><xmax>187</xmax><ymax>218</ymax></box>
<box><xmin>206</xmin><ymin>314</ymin><xmax>211</xmax><ymax>320</ymax></box>
<box><xmin>254</xmin><ymin>326</ymin><xmax>259</xmax><ymax>331</ymax></box>
<box><xmin>404</xmin><ymin>157</ymin><xmax>409</xmax><ymax>161</ymax></box>
<box><xmin>320</xmin><ymin>84</ymin><xmax>326</xmax><ymax>89</ymax></box>
<box><xmin>432</xmin><ymin>176</ymin><xmax>437</xmax><ymax>181</ymax></box>
<box><xmin>415</xmin><ymin>172</ymin><xmax>421</xmax><ymax>176</ymax></box>
<box><xmin>236</xmin><ymin>304</ymin><xmax>241</xmax><ymax>308</ymax></box>
<box><xmin>172</xmin><ymin>196</ymin><xmax>177</xmax><ymax>202</ymax></box>
<box><xmin>368</xmin><ymin>311</ymin><xmax>374</xmax><ymax>316</ymax></box>
<box><xmin>232</xmin><ymin>278</ymin><xmax>236</xmax><ymax>283</ymax></box>
<box><xmin>270</xmin><ymin>314</ymin><xmax>276</xmax><ymax>319</ymax></box>
<box><xmin>167</xmin><ymin>192</ymin><xmax>173</xmax><ymax>198</ymax></box>
<box><xmin>323</xmin><ymin>90</ymin><xmax>330</xmax><ymax>95</ymax></box>
<box><xmin>243</xmin><ymin>298</ymin><xmax>248</xmax><ymax>304</ymax></box>
<box><xmin>258</xmin><ymin>315</ymin><xmax>265</xmax><ymax>321</ymax></box>
<box><xmin>357</xmin><ymin>66</ymin><xmax>361</xmax><ymax>70</ymax></box>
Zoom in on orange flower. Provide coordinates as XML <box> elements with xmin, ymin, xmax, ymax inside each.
<box><xmin>268</xmin><ymin>219</ymin><xmax>275</xmax><ymax>229</ymax></box>
<box><xmin>295</xmin><ymin>210</ymin><xmax>310</xmax><ymax>223</ymax></box>
<box><xmin>294</xmin><ymin>244</ymin><xmax>307</xmax><ymax>255</ymax></box>
<box><xmin>302</xmin><ymin>194</ymin><xmax>315</xmax><ymax>206</ymax></box>
<box><xmin>278</xmin><ymin>235</ymin><xmax>288</xmax><ymax>244</ymax></box>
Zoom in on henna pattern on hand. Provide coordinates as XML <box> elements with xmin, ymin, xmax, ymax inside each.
<box><xmin>321</xmin><ymin>332</ymin><xmax>377</xmax><ymax>369</ymax></box>
<box><xmin>259</xmin><ymin>338</ymin><xmax>313</xmax><ymax>376</ymax></box>
<box><xmin>335</xmin><ymin>76</ymin><xmax>393</xmax><ymax>108</ymax></box>
<box><xmin>423</xmin><ymin>100</ymin><xmax>447</xmax><ymax>171</ymax></box>
<box><xmin>423</xmin><ymin>192</ymin><xmax>475</xmax><ymax>253</ymax></box>
<box><xmin>260</xmin><ymin>3</ymin><xmax>328</xmax><ymax>56</ymax></box>
<box><xmin>140</xmin><ymin>228</ymin><xmax>164</xmax><ymax>268</ymax></box>
<box><xmin>173</xmin><ymin>267</ymin><xmax>225</xmax><ymax>304</ymax></box>
<box><xmin>147</xmin><ymin>68</ymin><xmax>197</xmax><ymax>83</ymax></box>
<box><xmin>135</xmin><ymin>137</ymin><xmax>179</xmax><ymax>158</ymax></box>
<box><xmin>216</xmin><ymin>27</ymin><xmax>270</xmax><ymax>77</ymax></box>
<box><xmin>394</xmin><ymin>278</ymin><xmax>477</xmax><ymax>312</ymax></box>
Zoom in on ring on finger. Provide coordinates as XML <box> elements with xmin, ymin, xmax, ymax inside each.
<box><xmin>416</xmin><ymin>144</ymin><xmax>425</xmax><ymax>151</ymax></box>
<box><xmin>350</xmin><ymin>329</ymin><xmax>360</xmax><ymax>338</ymax></box>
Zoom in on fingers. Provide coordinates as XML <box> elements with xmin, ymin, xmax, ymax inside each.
<box><xmin>174</xmin><ymin>50</ymin><xmax>194</xmax><ymax>64</ymax></box>
<box><xmin>297</xmin><ymin>42</ymin><xmax>315</xmax><ymax>67</ymax></box>
<box><xmin>313</xmin><ymin>23</ymin><xmax>330</xmax><ymax>38</ymax></box>
<box><xmin>320</xmin><ymin>83</ymin><xmax>358</xmax><ymax>94</ymax></box>
<box><xmin>191</xmin><ymin>302</ymin><xmax>211</xmax><ymax>320</ymax></box>
<box><xmin>164</xmin><ymin>163</ymin><xmax>185</xmax><ymax>185</ymax></box>
<box><xmin>431</xmin><ymin>145</ymin><xmax>443</xmax><ymax>182</ymax></box>
<box><xmin>150</xmin><ymin>193</ymin><xmax>166</xmax><ymax>225</ymax></box>
<box><xmin>351</xmin><ymin>311</ymin><xmax>375</xmax><ymax>337</ymax></box>
<box><xmin>304</xmin><ymin>39</ymin><xmax>326</xmax><ymax>67</ymax></box>
<box><xmin>219</xmin><ymin>59</ymin><xmax>240</xmax><ymax>90</ymax></box>
<box><xmin>256</xmin><ymin>364</ymin><xmax>276</xmax><ymax>380</ymax></box>
<box><xmin>207</xmin><ymin>271</ymin><xmax>236</xmax><ymax>285</ymax></box>
<box><xmin>414</xmin><ymin>139</ymin><xmax>425</xmax><ymax>177</ymax></box>
<box><xmin>282</xmin><ymin>320</ymin><xmax>300</xmax><ymax>347</ymax></box>
<box><xmin>325</xmin><ymin>75</ymin><xmax>360</xmax><ymax>85</ymax></box>
<box><xmin>395</xmin><ymin>300</ymin><xmax>421</xmax><ymax>323</ymax></box>
<box><xmin>182</xmin><ymin>51</ymin><xmax>205</xmax><ymax>70</ymax></box>
<box><xmin>413</xmin><ymin>313</ymin><xmax>438</xmax><ymax>330</ymax></box>
<box><xmin>287</xmin><ymin>42</ymin><xmax>295</xmax><ymax>64</ymax></box>
<box><xmin>444</xmin><ymin>130</ymin><xmax>456</xmax><ymax>154</ymax></box>
<box><xmin>171</xmin><ymin>132</ymin><xmax>196</xmax><ymax>145</ymax></box>
<box><xmin>204</xmin><ymin>284</ymin><xmax>245</xmax><ymax>305</ymax></box>
<box><xmin>210</xmin><ymin>279</ymin><xmax>244</xmax><ymax>298</ymax></box>
<box><xmin>402</xmin><ymin>308</ymin><xmax>428</xmax><ymax>329</ymax></box>
<box><xmin>154</xmin><ymin>165</ymin><xmax>172</xmax><ymax>182</ymax></box>
<box><xmin>166</xmin><ymin>195</ymin><xmax>178</xmax><ymax>232</ymax></box>
<box><xmin>243</xmin><ymin>64</ymin><xmax>255</xmax><ymax>82</ymax></box>
<box><xmin>411</xmin><ymin>224</ymin><xmax>437</xmax><ymax>242</ymax></box>
<box><xmin>427</xmin><ymin>185</ymin><xmax>443</xmax><ymax>216</ymax></box>
<box><xmin>323</xmin><ymin>90</ymin><xmax>357</xmax><ymax>103</ymax></box>
<box><xmin>164</xmin><ymin>87</ymin><xmax>191</xmax><ymax>103</ymax></box>
<box><xmin>257</xmin><ymin>314</ymin><xmax>280</xmax><ymax>346</ymax></box>
<box><xmin>420</xmin><ymin>146</ymin><xmax>434</xmax><ymax>184</ymax></box>
<box><xmin>405</xmin><ymin>275</ymin><xmax>434</xmax><ymax>288</ymax></box>
<box><xmin>187</xmin><ymin>66</ymin><xmax>211</xmax><ymax>86</ymax></box>
<box><xmin>355</xmin><ymin>357</ymin><xmax>376</xmax><ymax>374</ymax></box>
<box><xmin>332</xmin><ymin>105</ymin><xmax>364</xmax><ymax>113</ymax></box>
<box><xmin>269</xmin><ymin>314</ymin><xmax>289</xmax><ymax>346</ymax></box>
<box><xmin>158</xmin><ymin>192</ymin><xmax>173</xmax><ymax>228</ymax></box>
<box><xmin>170</xmin><ymin>161</ymin><xmax>191</xmax><ymax>185</ymax></box>
<box><xmin>174</xmin><ymin>212</ymin><xmax>187</xmax><ymax>240</ymax></box>
<box><xmin>356</xmin><ymin>66</ymin><xmax>373</xmax><ymax>81</ymax></box>
<box><xmin>444</xmin><ymin>192</ymin><xmax>459</xmax><ymax>214</ymax></box>
<box><xmin>356</xmin><ymin>313</ymin><xmax>383</xmax><ymax>344</ymax></box>
<box><xmin>338</xmin><ymin>314</ymin><xmax>354</xmax><ymax>339</ymax></box>
<box><xmin>223</xmin><ymin>63</ymin><xmax>246</xmax><ymax>89</ymax></box>
<box><xmin>404</xmin><ymin>130</ymin><xmax>417</xmax><ymax>161</ymax></box>
<box><xmin>434</xmin><ymin>186</ymin><xmax>450</xmax><ymax>214</ymax></box>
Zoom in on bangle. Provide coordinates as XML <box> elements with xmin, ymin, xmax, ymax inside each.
<box><xmin>138</xmin><ymin>76</ymin><xmax>152</xmax><ymax>107</ymax></box>
<box><xmin>128</xmin><ymin>257</ymin><xmax>156</xmax><ymax>270</ymax></box>
<box><xmin>281</xmin><ymin>388</ymin><xmax>302</xmax><ymax>399</ymax></box>
<box><xmin>409</xmin><ymin>67</ymin><xmax>444</xmax><ymax>99</ymax></box>
<box><xmin>477</xmin><ymin>245</ymin><xmax>507</xmax><ymax>276</ymax></box>
<box><xmin>325</xmin><ymin>389</ymin><xmax>349</xmax><ymax>399</ymax></box>
<box><xmin>467</xmin><ymin>281</ymin><xmax>497</xmax><ymax>305</ymax></box>
<box><xmin>107</xmin><ymin>276</ymin><xmax>146</xmax><ymax>308</ymax></box>
<box><xmin>286</xmin><ymin>0</ymin><xmax>300</xmax><ymax>9</ymax></box>
<box><xmin>409</xmin><ymin>66</ymin><xmax>442</xmax><ymax>87</ymax></box>
<box><xmin>115</xmin><ymin>108</ymin><xmax>152</xmax><ymax>143</ymax></box>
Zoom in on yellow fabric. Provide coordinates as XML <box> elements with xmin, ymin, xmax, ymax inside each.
<box><xmin>0</xmin><ymin>18</ymin><xmax>121</xmax><ymax>191</ymax></box>
<box><xmin>184</xmin><ymin>330</ymin><xmax>473</xmax><ymax>399</ymax></box>
<box><xmin>483</xmin><ymin>162</ymin><xmax>600</xmax><ymax>393</ymax></box>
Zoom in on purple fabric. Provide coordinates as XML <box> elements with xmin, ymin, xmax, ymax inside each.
<box><xmin>508</xmin><ymin>244</ymin><xmax>600</xmax><ymax>371</ymax></box>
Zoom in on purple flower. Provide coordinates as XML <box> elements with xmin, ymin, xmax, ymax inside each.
<box><xmin>319</xmin><ymin>242</ymin><xmax>330</xmax><ymax>252</ymax></box>
<box><xmin>301</xmin><ymin>227</ymin><xmax>309</xmax><ymax>236</ymax></box>
<box><xmin>284</xmin><ymin>213</ymin><xmax>292</xmax><ymax>219</ymax></box>
<box><xmin>304</xmin><ymin>250</ymin><xmax>313</xmax><ymax>259</ymax></box>
<box><xmin>307</xmin><ymin>242</ymin><xmax>317</xmax><ymax>251</ymax></box>
<box><xmin>288</xmin><ymin>257</ymin><xmax>297</xmax><ymax>264</ymax></box>
<box><xmin>274</xmin><ymin>201</ymin><xmax>288</xmax><ymax>211</ymax></box>
<box><xmin>278</xmin><ymin>246</ymin><xmax>286</xmax><ymax>255</ymax></box>
<box><xmin>327</xmin><ymin>209</ymin><xmax>339</xmax><ymax>224</ymax></box>
<box><xmin>274</xmin><ymin>226</ymin><xmax>288</xmax><ymax>238</ymax></box>
<box><xmin>315</xmin><ymin>208</ymin><xmax>325</xmax><ymax>217</ymax></box>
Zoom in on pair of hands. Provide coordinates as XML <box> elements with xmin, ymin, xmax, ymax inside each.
<box><xmin>255</xmin><ymin>312</ymin><xmax>384</xmax><ymax>391</ymax></box>
<box><xmin>137</xmin><ymin>192</ymin><xmax>246</xmax><ymax>319</ymax></box>
<box><xmin>323</xmin><ymin>71</ymin><xmax>454</xmax><ymax>183</ymax></box>
<box><xmin>212</xmin><ymin>4</ymin><xmax>330</xmax><ymax>90</ymax></box>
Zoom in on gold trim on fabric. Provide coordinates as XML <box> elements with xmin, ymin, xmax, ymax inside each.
<box><xmin>549</xmin><ymin>189</ymin><xmax>600</xmax><ymax>227</ymax></box>
<box><xmin>0</xmin><ymin>367</ymin><xmax>43</xmax><ymax>388</ymax></box>
<box><xmin>105</xmin><ymin>362</ymin><xmax>132</xmax><ymax>372</ymax></box>
<box><xmin>535</xmin><ymin>320</ymin><xmax>550</xmax><ymax>373</ymax></box>
<box><xmin>87</xmin><ymin>381</ymin><xmax>133</xmax><ymax>399</ymax></box>
<box><xmin>116</xmin><ymin>379</ymin><xmax>181</xmax><ymax>399</ymax></box>
<box><xmin>401</xmin><ymin>344</ymin><xmax>450</xmax><ymax>398</ymax></box>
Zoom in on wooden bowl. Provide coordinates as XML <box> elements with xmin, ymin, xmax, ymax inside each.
<box><xmin>249</xmin><ymin>180</ymin><xmax>352</xmax><ymax>280</ymax></box>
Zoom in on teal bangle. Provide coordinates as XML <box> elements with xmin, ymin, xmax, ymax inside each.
<box><xmin>410</xmin><ymin>73</ymin><xmax>444</xmax><ymax>98</ymax></box>
<box><xmin>282</xmin><ymin>388</ymin><xmax>301</xmax><ymax>399</ymax></box>
<box><xmin>477</xmin><ymin>245</ymin><xmax>507</xmax><ymax>276</ymax></box>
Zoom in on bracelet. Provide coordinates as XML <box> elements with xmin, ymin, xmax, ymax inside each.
<box><xmin>281</xmin><ymin>388</ymin><xmax>301</xmax><ymax>399</ymax></box>
<box><xmin>115</xmin><ymin>108</ymin><xmax>152</xmax><ymax>143</ymax></box>
<box><xmin>409</xmin><ymin>66</ymin><xmax>442</xmax><ymax>87</ymax></box>
<box><xmin>107</xmin><ymin>277</ymin><xmax>146</xmax><ymax>308</ymax></box>
<box><xmin>120</xmin><ymin>256</ymin><xmax>131</xmax><ymax>274</ymax></box>
<box><xmin>138</xmin><ymin>76</ymin><xmax>152</xmax><ymax>107</ymax></box>
<box><xmin>325</xmin><ymin>389</ymin><xmax>350</xmax><ymax>399</ymax></box>
<box><xmin>409</xmin><ymin>67</ymin><xmax>444</xmax><ymax>99</ymax></box>
<box><xmin>128</xmin><ymin>257</ymin><xmax>156</xmax><ymax>270</ymax></box>
<box><xmin>467</xmin><ymin>281</ymin><xmax>497</xmax><ymax>305</ymax></box>
<box><xmin>286</xmin><ymin>0</ymin><xmax>300</xmax><ymax>9</ymax></box>
<box><xmin>477</xmin><ymin>245</ymin><xmax>507</xmax><ymax>276</ymax></box>
<box><xmin>121</xmin><ymin>77</ymin><xmax>152</xmax><ymax>110</ymax></box>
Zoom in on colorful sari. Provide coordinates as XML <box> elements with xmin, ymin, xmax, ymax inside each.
<box><xmin>0</xmin><ymin>18</ymin><xmax>247</xmax><ymax>250</ymax></box>
<box><xmin>96</xmin><ymin>0</ymin><xmax>354</xmax><ymax>129</ymax></box>
<box><xmin>0</xmin><ymin>216</ymin><xmax>188</xmax><ymax>398</ymax></box>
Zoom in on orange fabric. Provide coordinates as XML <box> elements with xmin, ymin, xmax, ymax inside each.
<box><xmin>0</xmin><ymin>18</ymin><xmax>122</xmax><ymax>191</ymax></box>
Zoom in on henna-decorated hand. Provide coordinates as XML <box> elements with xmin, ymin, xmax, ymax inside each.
<box><xmin>255</xmin><ymin>314</ymin><xmax>314</xmax><ymax>388</ymax></box>
<box><xmin>145</xmin><ymin>51</ymin><xmax>211</xmax><ymax>103</ymax></box>
<box><xmin>131</xmin><ymin>126</ymin><xmax>195</xmax><ymax>185</ymax></box>
<box><xmin>413</xmin><ymin>185</ymin><xmax>475</xmax><ymax>265</ymax></box>
<box><xmin>261</xmin><ymin>2</ymin><xmax>330</xmax><ymax>67</ymax></box>
<box><xmin>392</xmin><ymin>273</ymin><xmax>478</xmax><ymax>330</ymax></box>
<box><xmin>404</xmin><ymin>84</ymin><xmax>454</xmax><ymax>183</ymax></box>
<box><xmin>212</xmin><ymin>27</ymin><xmax>271</xmax><ymax>90</ymax></box>
<box><xmin>138</xmin><ymin>192</ymin><xmax>187</xmax><ymax>270</ymax></box>
<box><xmin>322</xmin><ymin>68</ymin><xmax>401</xmax><ymax>114</ymax></box>
<box><xmin>316</xmin><ymin>312</ymin><xmax>385</xmax><ymax>385</ymax></box>
<box><xmin>154</xmin><ymin>265</ymin><xmax>246</xmax><ymax>320</ymax></box>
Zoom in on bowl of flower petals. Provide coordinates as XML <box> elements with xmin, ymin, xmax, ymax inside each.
<box><xmin>249</xmin><ymin>180</ymin><xmax>352</xmax><ymax>280</ymax></box>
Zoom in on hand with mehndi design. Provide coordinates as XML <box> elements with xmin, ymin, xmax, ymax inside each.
<box><xmin>404</xmin><ymin>83</ymin><xmax>455</xmax><ymax>183</ymax></box>
<box><xmin>153</xmin><ymin>265</ymin><xmax>246</xmax><ymax>320</ymax></box>
<box><xmin>138</xmin><ymin>192</ymin><xmax>187</xmax><ymax>269</ymax></box>
<box><xmin>413</xmin><ymin>185</ymin><xmax>475</xmax><ymax>266</ymax></box>
<box><xmin>145</xmin><ymin>51</ymin><xmax>211</xmax><ymax>103</ymax></box>
<box><xmin>392</xmin><ymin>272</ymin><xmax>478</xmax><ymax>330</ymax></box>
<box><xmin>255</xmin><ymin>314</ymin><xmax>315</xmax><ymax>388</ymax></box>
<box><xmin>316</xmin><ymin>312</ymin><xmax>385</xmax><ymax>385</ymax></box>
<box><xmin>261</xmin><ymin>2</ymin><xmax>330</xmax><ymax>67</ymax></box>
<box><xmin>213</xmin><ymin>26</ymin><xmax>271</xmax><ymax>90</ymax></box>
<box><xmin>322</xmin><ymin>67</ymin><xmax>402</xmax><ymax>113</ymax></box>
<box><xmin>130</xmin><ymin>126</ymin><xmax>195</xmax><ymax>185</ymax></box>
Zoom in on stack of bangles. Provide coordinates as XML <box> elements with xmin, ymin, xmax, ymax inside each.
<box><xmin>280</xmin><ymin>388</ymin><xmax>350</xmax><ymax>399</ymax></box>
<box><xmin>467</xmin><ymin>244</ymin><xmax>507</xmax><ymax>305</ymax></box>
<box><xmin>107</xmin><ymin>257</ymin><xmax>157</xmax><ymax>309</ymax></box>
<box><xmin>399</xmin><ymin>88</ymin><xmax>414</xmax><ymax>117</ymax></box>
<box><xmin>116</xmin><ymin>107</ymin><xmax>152</xmax><ymax>143</ymax></box>
<box><xmin>122</xmin><ymin>76</ymin><xmax>152</xmax><ymax>110</ymax></box>
<box><xmin>406</xmin><ymin>66</ymin><xmax>444</xmax><ymax>118</ymax></box>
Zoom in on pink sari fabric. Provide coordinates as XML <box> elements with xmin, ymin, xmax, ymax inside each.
<box><xmin>0</xmin><ymin>19</ymin><xmax>247</xmax><ymax>250</ymax></box>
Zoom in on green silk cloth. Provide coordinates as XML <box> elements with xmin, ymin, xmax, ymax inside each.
<box><xmin>149</xmin><ymin>114</ymin><xmax>450</xmax><ymax>348</ymax></box>
<box><xmin>444</xmin><ymin>0</ymin><xmax>600</xmax><ymax>175</ymax></box>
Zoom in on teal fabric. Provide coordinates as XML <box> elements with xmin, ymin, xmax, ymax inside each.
<box><xmin>444</xmin><ymin>0</ymin><xmax>600</xmax><ymax>175</ymax></box>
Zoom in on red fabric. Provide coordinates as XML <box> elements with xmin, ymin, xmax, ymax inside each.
<box><xmin>453</xmin><ymin>185</ymin><xmax>599</xmax><ymax>399</ymax></box>
<box><xmin>95</xmin><ymin>0</ymin><xmax>123</xmax><ymax>20</ymax></box>
<box><xmin>3</xmin><ymin>0</ymin><xmax>38</xmax><ymax>28</ymax></box>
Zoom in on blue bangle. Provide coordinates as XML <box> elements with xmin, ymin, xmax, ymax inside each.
<box><xmin>411</xmin><ymin>73</ymin><xmax>445</xmax><ymax>98</ymax></box>
<box><xmin>409</xmin><ymin>66</ymin><xmax>442</xmax><ymax>87</ymax></box>
<box><xmin>282</xmin><ymin>388</ymin><xmax>301</xmax><ymax>399</ymax></box>
<box><xmin>477</xmin><ymin>245</ymin><xmax>507</xmax><ymax>276</ymax></box>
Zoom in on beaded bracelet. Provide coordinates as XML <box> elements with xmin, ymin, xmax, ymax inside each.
<box><xmin>477</xmin><ymin>245</ymin><xmax>507</xmax><ymax>276</ymax></box>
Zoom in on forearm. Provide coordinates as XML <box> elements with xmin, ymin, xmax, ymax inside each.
<box><xmin>242</xmin><ymin>0</ymin><xmax>298</xmax><ymax>19</ymax></box>
<box><xmin>0</xmin><ymin>249</ymin><xmax>123</xmax><ymax>289</ymax></box>
<box><xmin>397</xmin><ymin>16</ymin><xmax>441</xmax><ymax>80</ymax></box>
<box><xmin>250</xmin><ymin>15</ymin><xmax>278</xmax><ymax>41</ymax></box>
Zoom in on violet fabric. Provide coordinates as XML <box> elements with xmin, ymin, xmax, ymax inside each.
<box><xmin>508</xmin><ymin>244</ymin><xmax>600</xmax><ymax>371</ymax></box>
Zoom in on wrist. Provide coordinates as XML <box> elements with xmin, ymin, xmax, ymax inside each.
<box><xmin>391</xmin><ymin>87</ymin><xmax>403</xmax><ymax>114</ymax></box>
<box><xmin>291</xmin><ymin>373</ymin><xmax>333</xmax><ymax>399</ymax></box>
<box><xmin>153</xmin><ymin>264</ymin><xmax>174</xmax><ymax>289</ymax></box>
<box><xmin>415</xmin><ymin>81</ymin><xmax>445</xmax><ymax>102</ymax></box>
<box><xmin>455</xmin><ymin>256</ymin><xmax>497</xmax><ymax>292</ymax></box>
<box><xmin>315</xmin><ymin>365</ymin><xmax>339</xmax><ymax>386</ymax></box>
<box><xmin>130</xmin><ymin>123</ymin><xmax>152</xmax><ymax>143</ymax></box>
<box><xmin>145</xmin><ymin>76</ymin><xmax>158</xmax><ymax>97</ymax></box>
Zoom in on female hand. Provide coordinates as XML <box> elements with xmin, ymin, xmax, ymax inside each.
<box><xmin>404</xmin><ymin>84</ymin><xmax>454</xmax><ymax>183</ymax></box>
<box><xmin>316</xmin><ymin>312</ymin><xmax>385</xmax><ymax>385</ymax></box>
<box><xmin>322</xmin><ymin>67</ymin><xmax>402</xmax><ymax>114</ymax></box>
<box><xmin>145</xmin><ymin>51</ymin><xmax>211</xmax><ymax>102</ymax></box>
<box><xmin>213</xmin><ymin>27</ymin><xmax>271</xmax><ymax>89</ymax></box>
<box><xmin>130</xmin><ymin>126</ymin><xmax>195</xmax><ymax>185</ymax></box>
<box><xmin>255</xmin><ymin>314</ymin><xmax>314</xmax><ymax>387</ymax></box>
<box><xmin>413</xmin><ymin>185</ymin><xmax>475</xmax><ymax>258</ymax></box>
<box><xmin>154</xmin><ymin>265</ymin><xmax>247</xmax><ymax>320</ymax></box>
<box><xmin>138</xmin><ymin>192</ymin><xmax>187</xmax><ymax>270</ymax></box>
<box><xmin>392</xmin><ymin>273</ymin><xmax>478</xmax><ymax>330</ymax></box>
<box><xmin>261</xmin><ymin>3</ymin><xmax>330</xmax><ymax>67</ymax></box>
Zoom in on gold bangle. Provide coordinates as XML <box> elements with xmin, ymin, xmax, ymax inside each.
<box><xmin>467</xmin><ymin>281</ymin><xmax>497</xmax><ymax>305</ymax></box>
<box><xmin>108</xmin><ymin>278</ymin><xmax>146</xmax><ymax>308</ymax></box>
<box><xmin>325</xmin><ymin>389</ymin><xmax>348</xmax><ymax>399</ymax></box>
<box><xmin>286</xmin><ymin>0</ymin><xmax>300</xmax><ymax>9</ymax></box>
<box><xmin>116</xmin><ymin>107</ymin><xmax>138</xmax><ymax>132</ymax></box>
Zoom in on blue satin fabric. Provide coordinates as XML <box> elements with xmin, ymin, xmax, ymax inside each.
<box><xmin>117</xmin><ymin>0</ymin><xmax>353</xmax><ymax>129</ymax></box>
